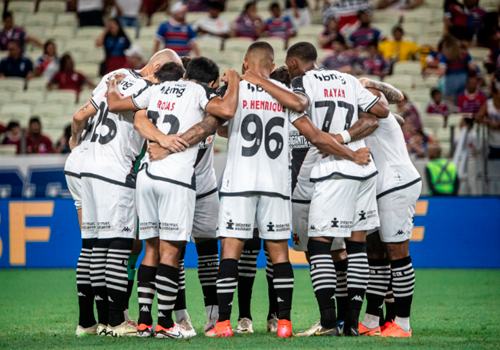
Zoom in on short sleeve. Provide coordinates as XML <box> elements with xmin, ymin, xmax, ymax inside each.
<box><xmin>291</xmin><ymin>74</ymin><xmax>314</xmax><ymax>105</ymax></box>
<box><xmin>156</xmin><ymin>23</ymin><xmax>167</xmax><ymax>42</ymax></box>
<box><xmin>457</xmin><ymin>95</ymin><xmax>464</xmax><ymax>110</ymax></box>
<box><xmin>90</xmin><ymin>87</ymin><xmax>105</xmax><ymax>110</ymax></box>
<box><xmin>351</xmin><ymin>75</ymin><xmax>379</xmax><ymax>112</ymax></box>
<box><xmin>438</xmin><ymin>54</ymin><xmax>447</xmax><ymax>67</ymax></box>
<box><xmin>187</xmin><ymin>25</ymin><xmax>197</xmax><ymax>41</ymax></box>
<box><xmin>374</xmin><ymin>29</ymin><xmax>381</xmax><ymax>41</ymax></box>
<box><xmin>92</xmin><ymin>73</ymin><xmax>112</xmax><ymax>96</ymax></box>
<box><xmin>426</xmin><ymin>103</ymin><xmax>431</xmax><ymax>113</ymax></box>
<box><xmin>131</xmin><ymin>84</ymin><xmax>155</xmax><ymax>110</ymax></box>
<box><xmin>288</xmin><ymin>109</ymin><xmax>305</xmax><ymax>124</ymax></box>
<box><xmin>196</xmin><ymin>82</ymin><xmax>218</xmax><ymax>111</ymax></box>
<box><xmin>26</xmin><ymin>58</ymin><xmax>33</xmax><ymax>72</ymax></box>
<box><xmin>50</xmin><ymin>71</ymin><xmax>61</xmax><ymax>84</ymax></box>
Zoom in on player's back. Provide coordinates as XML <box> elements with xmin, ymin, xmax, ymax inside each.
<box><xmin>194</xmin><ymin>133</ymin><xmax>217</xmax><ymax>195</ymax></box>
<box><xmin>292</xmin><ymin>69</ymin><xmax>378</xmax><ymax>181</ymax></box>
<box><xmin>221</xmin><ymin>79</ymin><xmax>289</xmax><ymax>198</ymax></box>
<box><xmin>81</xmin><ymin>74</ymin><xmax>148</xmax><ymax>187</ymax></box>
<box><xmin>365</xmin><ymin>112</ymin><xmax>420</xmax><ymax>195</ymax></box>
<box><xmin>138</xmin><ymin>79</ymin><xmax>215</xmax><ymax>189</ymax></box>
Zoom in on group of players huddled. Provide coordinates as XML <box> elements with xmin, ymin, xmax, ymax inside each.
<box><xmin>65</xmin><ymin>40</ymin><xmax>420</xmax><ymax>340</ymax></box>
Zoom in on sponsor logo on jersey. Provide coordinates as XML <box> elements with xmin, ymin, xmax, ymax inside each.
<box><xmin>331</xmin><ymin>218</ymin><xmax>339</xmax><ymax>228</ymax></box>
<box><xmin>267</xmin><ymin>222</ymin><xmax>275</xmax><ymax>232</ymax></box>
<box><xmin>225</xmin><ymin>219</ymin><xmax>252</xmax><ymax>231</ymax></box>
<box><xmin>289</xmin><ymin>130</ymin><xmax>312</xmax><ymax>149</ymax></box>
<box><xmin>226</xmin><ymin>220</ymin><xmax>234</xmax><ymax>230</ymax></box>
<box><xmin>313</xmin><ymin>72</ymin><xmax>346</xmax><ymax>85</ymax></box>
<box><xmin>159</xmin><ymin>222</ymin><xmax>179</xmax><ymax>231</ymax></box>
<box><xmin>97</xmin><ymin>221</ymin><xmax>112</xmax><ymax>230</ymax></box>
<box><xmin>160</xmin><ymin>85</ymin><xmax>185</xmax><ymax>98</ymax></box>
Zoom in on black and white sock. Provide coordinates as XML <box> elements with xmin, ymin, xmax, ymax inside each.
<box><xmin>273</xmin><ymin>262</ymin><xmax>294</xmax><ymax>321</ymax></box>
<box><xmin>390</xmin><ymin>256</ymin><xmax>415</xmax><ymax>331</ymax></box>
<box><xmin>308</xmin><ymin>239</ymin><xmax>337</xmax><ymax>329</ymax></box>
<box><xmin>156</xmin><ymin>263</ymin><xmax>179</xmax><ymax>329</ymax></box>
<box><xmin>237</xmin><ymin>237</ymin><xmax>260</xmax><ymax>320</ymax></box>
<box><xmin>334</xmin><ymin>258</ymin><xmax>348</xmax><ymax>322</ymax></box>
<box><xmin>265</xmin><ymin>247</ymin><xmax>278</xmax><ymax>320</ymax></box>
<box><xmin>216</xmin><ymin>259</ymin><xmax>239</xmax><ymax>322</ymax></box>
<box><xmin>384</xmin><ymin>279</ymin><xmax>396</xmax><ymax>324</ymax></box>
<box><xmin>362</xmin><ymin>258</ymin><xmax>391</xmax><ymax>329</ymax></box>
<box><xmin>174</xmin><ymin>247</ymin><xmax>188</xmax><ymax>321</ymax></box>
<box><xmin>137</xmin><ymin>264</ymin><xmax>157</xmax><ymax>326</ymax></box>
<box><xmin>346</xmin><ymin>241</ymin><xmax>369</xmax><ymax>325</ymax></box>
<box><xmin>125</xmin><ymin>254</ymin><xmax>139</xmax><ymax>315</ymax></box>
<box><xmin>196</xmin><ymin>240</ymin><xmax>219</xmax><ymax>321</ymax></box>
<box><xmin>90</xmin><ymin>239</ymin><xmax>110</xmax><ymax>325</ymax></box>
<box><xmin>106</xmin><ymin>238</ymin><xmax>133</xmax><ymax>327</ymax></box>
<box><xmin>77</xmin><ymin>238</ymin><xmax>97</xmax><ymax>328</ymax></box>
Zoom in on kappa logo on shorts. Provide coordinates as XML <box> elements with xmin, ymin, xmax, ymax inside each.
<box><xmin>331</xmin><ymin>218</ymin><xmax>339</xmax><ymax>228</ymax></box>
<box><xmin>293</xmin><ymin>233</ymin><xmax>300</xmax><ymax>245</ymax></box>
<box><xmin>309</xmin><ymin>225</ymin><xmax>317</xmax><ymax>231</ymax></box>
<box><xmin>359</xmin><ymin>211</ymin><xmax>367</xmax><ymax>221</ymax></box>
<box><xmin>396</xmin><ymin>230</ymin><xmax>405</xmax><ymax>236</ymax></box>
<box><xmin>121</xmin><ymin>226</ymin><xmax>132</xmax><ymax>233</ymax></box>
<box><xmin>226</xmin><ymin>220</ymin><xmax>235</xmax><ymax>230</ymax></box>
<box><xmin>267</xmin><ymin>222</ymin><xmax>275</xmax><ymax>232</ymax></box>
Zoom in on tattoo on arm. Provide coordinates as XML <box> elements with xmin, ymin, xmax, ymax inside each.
<box><xmin>365</xmin><ymin>80</ymin><xmax>403</xmax><ymax>104</ymax></box>
<box><xmin>180</xmin><ymin>116</ymin><xmax>223</xmax><ymax>146</ymax></box>
<box><xmin>346</xmin><ymin>113</ymin><xmax>379</xmax><ymax>142</ymax></box>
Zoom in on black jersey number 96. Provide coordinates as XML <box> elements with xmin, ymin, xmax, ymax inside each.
<box><xmin>241</xmin><ymin>113</ymin><xmax>284</xmax><ymax>159</ymax></box>
<box><xmin>90</xmin><ymin>102</ymin><xmax>117</xmax><ymax>145</ymax></box>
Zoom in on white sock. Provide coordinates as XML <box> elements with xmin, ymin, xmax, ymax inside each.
<box><xmin>123</xmin><ymin>309</ymin><xmax>130</xmax><ymax>322</ymax></box>
<box><xmin>361</xmin><ymin>313</ymin><xmax>380</xmax><ymax>329</ymax></box>
<box><xmin>395</xmin><ymin>316</ymin><xmax>410</xmax><ymax>331</ymax></box>
<box><xmin>174</xmin><ymin>309</ymin><xmax>189</xmax><ymax>322</ymax></box>
<box><xmin>206</xmin><ymin>305</ymin><xmax>219</xmax><ymax>322</ymax></box>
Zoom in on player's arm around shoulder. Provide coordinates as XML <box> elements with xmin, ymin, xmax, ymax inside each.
<box><xmin>106</xmin><ymin>74</ymin><xmax>139</xmax><ymax>113</ymax></box>
<box><xmin>71</xmin><ymin>99</ymin><xmax>98</xmax><ymax>147</ymax></box>
<box><xmin>205</xmin><ymin>69</ymin><xmax>240</xmax><ymax>120</ymax></box>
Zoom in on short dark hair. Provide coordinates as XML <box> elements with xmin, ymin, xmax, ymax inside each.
<box><xmin>2</xmin><ymin>11</ymin><xmax>12</xmax><ymax>21</ymax></box>
<box><xmin>154</xmin><ymin>62</ymin><xmax>185</xmax><ymax>82</ymax></box>
<box><xmin>430</xmin><ymin>88</ymin><xmax>441</xmax><ymax>97</ymax></box>
<box><xmin>185</xmin><ymin>57</ymin><xmax>219</xmax><ymax>84</ymax></box>
<box><xmin>247</xmin><ymin>41</ymin><xmax>274</xmax><ymax>58</ymax></box>
<box><xmin>209</xmin><ymin>1</ymin><xmax>224</xmax><ymax>11</ymax></box>
<box><xmin>6</xmin><ymin>121</ymin><xmax>19</xmax><ymax>131</ymax></box>
<box><xmin>357</xmin><ymin>9</ymin><xmax>369</xmax><ymax>18</ymax></box>
<box><xmin>244</xmin><ymin>1</ymin><xmax>255</xmax><ymax>13</ymax></box>
<box><xmin>59</xmin><ymin>53</ymin><xmax>73</xmax><ymax>72</ymax></box>
<box><xmin>467</xmin><ymin>71</ymin><xmax>478</xmax><ymax>79</ymax></box>
<box><xmin>29</xmin><ymin>116</ymin><xmax>41</xmax><ymax>125</ymax></box>
<box><xmin>270</xmin><ymin>66</ymin><xmax>290</xmax><ymax>88</ymax></box>
<box><xmin>181</xmin><ymin>56</ymin><xmax>192</xmax><ymax>70</ymax></box>
<box><xmin>367</xmin><ymin>39</ymin><xmax>378</xmax><ymax>48</ymax></box>
<box><xmin>393</xmin><ymin>25</ymin><xmax>404</xmax><ymax>34</ymax></box>
<box><xmin>332</xmin><ymin>34</ymin><xmax>346</xmax><ymax>46</ymax></box>
<box><xmin>270</xmin><ymin>2</ymin><xmax>280</xmax><ymax>10</ymax></box>
<box><xmin>287</xmin><ymin>42</ymin><xmax>317</xmax><ymax>62</ymax></box>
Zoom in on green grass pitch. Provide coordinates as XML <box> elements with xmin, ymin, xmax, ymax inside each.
<box><xmin>1</xmin><ymin>269</ymin><xmax>499</xmax><ymax>349</ymax></box>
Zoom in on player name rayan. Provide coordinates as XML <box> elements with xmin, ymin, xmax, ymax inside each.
<box><xmin>313</xmin><ymin>72</ymin><xmax>346</xmax><ymax>85</ymax></box>
<box><xmin>242</xmin><ymin>100</ymin><xmax>286</xmax><ymax>112</ymax></box>
<box><xmin>324</xmin><ymin>88</ymin><xmax>346</xmax><ymax>98</ymax></box>
<box><xmin>159</xmin><ymin>85</ymin><xmax>185</xmax><ymax>98</ymax></box>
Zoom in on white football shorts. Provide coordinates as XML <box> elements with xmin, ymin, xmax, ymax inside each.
<box><xmin>308</xmin><ymin>175</ymin><xmax>379</xmax><ymax>238</ymax></box>
<box><xmin>81</xmin><ymin>176</ymin><xmax>136</xmax><ymax>239</ymax></box>
<box><xmin>136</xmin><ymin>170</ymin><xmax>195</xmax><ymax>242</ymax></box>
<box><xmin>372</xmin><ymin>180</ymin><xmax>422</xmax><ymax>243</ymax></box>
<box><xmin>217</xmin><ymin>195</ymin><xmax>291</xmax><ymax>240</ymax></box>
<box><xmin>65</xmin><ymin>174</ymin><xmax>82</xmax><ymax>210</ymax></box>
<box><xmin>192</xmin><ymin>189</ymin><xmax>219</xmax><ymax>239</ymax></box>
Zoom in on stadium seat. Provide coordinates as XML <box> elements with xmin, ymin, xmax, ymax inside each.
<box><xmin>56</xmin><ymin>13</ymin><xmax>78</xmax><ymax>26</ymax></box>
<box><xmin>447</xmin><ymin>114</ymin><xmax>464</xmax><ymax>128</ymax></box>
<box><xmin>423</xmin><ymin>127</ymin><xmax>435</xmax><ymax>136</ymax></box>
<box><xmin>0</xmin><ymin>144</ymin><xmax>17</xmax><ymax>156</ymax></box>
<box><xmin>1</xmin><ymin>104</ymin><xmax>32</xmax><ymax>122</ymax></box>
<box><xmin>46</xmin><ymin>91</ymin><xmax>77</xmax><ymax>105</ymax></box>
<box><xmin>226</xmin><ymin>0</ymin><xmax>246</xmax><ymax>12</ymax></box>
<box><xmin>409</xmin><ymin>89</ymin><xmax>431</xmax><ymax>103</ymax></box>
<box><xmin>45</xmin><ymin>27</ymin><xmax>75</xmax><ymax>41</ymax></box>
<box><xmin>76</xmin><ymin>63</ymin><xmax>99</xmax><ymax>79</ymax></box>
<box><xmin>383</xmin><ymin>75</ymin><xmax>414</xmax><ymax>92</ymax></box>
<box><xmin>27</xmin><ymin>77</ymin><xmax>49</xmax><ymax>91</ymax></box>
<box><xmin>372</xmin><ymin>23</ymin><xmax>393</xmax><ymax>37</ymax></box>
<box><xmin>422</xmin><ymin>22</ymin><xmax>444</xmax><ymax>37</ymax></box>
<box><xmin>75</xmin><ymin>27</ymin><xmax>103</xmax><ymax>40</ymax></box>
<box><xmin>403</xmin><ymin>8</ymin><xmax>433</xmax><ymax>23</ymax></box>
<box><xmin>258</xmin><ymin>37</ymin><xmax>286</xmax><ymax>51</ymax></box>
<box><xmin>401</xmin><ymin>23</ymin><xmax>423</xmax><ymax>37</ymax></box>
<box><xmin>393</xmin><ymin>61</ymin><xmax>422</xmax><ymax>76</ymax></box>
<box><xmin>371</xmin><ymin>10</ymin><xmax>399</xmax><ymax>25</ymax></box>
<box><xmin>24</xmin><ymin>13</ymin><xmax>56</xmax><ymax>27</ymax></box>
<box><xmin>297</xmin><ymin>25</ymin><xmax>325</xmax><ymax>38</ymax></box>
<box><xmin>414</xmin><ymin>75</ymin><xmax>439</xmax><ymax>89</ymax></box>
<box><xmin>424</xmin><ymin>0</ymin><xmax>444</xmax><ymax>9</ymax></box>
<box><xmin>0</xmin><ymin>91</ymin><xmax>12</xmax><ymax>106</ymax></box>
<box><xmin>186</xmin><ymin>12</ymin><xmax>208</xmax><ymax>24</ymax></box>
<box><xmin>13</xmin><ymin>91</ymin><xmax>45</xmax><ymax>105</ymax></box>
<box><xmin>221</xmin><ymin>11</ymin><xmax>240</xmax><ymax>23</ymax></box>
<box><xmin>416</xmin><ymin>33</ymin><xmax>442</xmax><ymax>46</ymax></box>
<box><xmin>422</xmin><ymin>114</ymin><xmax>445</xmax><ymax>129</ymax></box>
<box><xmin>225</xmin><ymin>38</ymin><xmax>254</xmax><ymax>52</ymax></box>
<box><xmin>439</xmin><ymin>140</ymin><xmax>451</xmax><ymax>157</ymax></box>
<box><xmin>0</xmin><ymin>78</ymin><xmax>25</xmax><ymax>92</ymax></box>
<box><xmin>151</xmin><ymin>13</ymin><xmax>168</xmax><ymax>26</ymax></box>
<box><xmin>32</xmin><ymin>104</ymin><xmax>66</xmax><ymax>119</ymax></box>
<box><xmin>64</xmin><ymin>39</ymin><xmax>97</xmax><ymax>55</ymax></box>
<box><xmin>38</xmin><ymin>1</ymin><xmax>67</xmax><ymax>13</ymax></box>
<box><xmin>436</xmin><ymin>127</ymin><xmax>451</xmax><ymax>143</ymax></box>
<box><xmin>138</xmin><ymin>25</ymin><xmax>158</xmax><ymax>39</ymax></box>
<box><xmin>198</xmin><ymin>37</ymin><xmax>222</xmax><ymax>51</ymax></box>
<box><xmin>8</xmin><ymin>2</ymin><xmax>34</xmax><ymax>13</ymax></box>
<box><xmin>469</xmin><ymin>47</ymin><xmax>490</xmax><ymax>63</ymax></box>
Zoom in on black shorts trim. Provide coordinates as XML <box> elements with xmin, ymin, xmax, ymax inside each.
<box><xmin>64</xmin><ymin>171</ymin><xmax>81</xmax><ymax>179</ymax></box>
<box><xmin>141</xmin><ymin>164</ymin><xmax>196</xmax><ymax>191</ymax></box>
<box><xmin>310</xmin><ymin>170</ymin><xmax>378</xmax><ymax>183</ymax></box>
<box><xmin>80</xmin><ymin>172</ymin><xmax>135</xmax><ymax>189</ymax></box>
<box><xmin>291</xmin><ymin>199</ymin><xmax>311</xmax><ymax>204</ymax></box>
<box><xmin>376</xmin><ymin>177</ymin><xmax>422</xmax><ymax>199</ymax></box>
<box><xmin>196</xmin><ymin>187</ymin><xmax>218</xmax><ymax>200</ymax></box>
<box><xmin>220</xmin><ymin>190</ymin><xmax>290</xmax><ymax>200</ymax></box>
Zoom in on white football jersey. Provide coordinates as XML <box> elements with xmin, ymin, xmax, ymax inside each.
<box><xmin>64</xmin><ymin>117</ymin><xmax>95</xmax><ymax>176</ymax></box>
<box><xmin>365</xmin><ymin>113</ymin><xmax>421</xmax><ymax>197</ymax></box>
<box><xmin>289</xmin><ymin>68</ymin><xmax>378</xmax><ymax>182</ymax></box>
<box><xmin>220</xmin><ymin>80</ymin><xmax>290</xmax><ymax>199</ymax></box>
<box><xmin>81</xmin><ymin>75</ymin><xmax>148</xmax><ymax>187</ymax></box>
<box><xmin>132</xmin><ymin>79</ymin><xmax>216</xmax><ymax>189</ymax></box>
<box><xmin>195</xmin><ymin>133</ymin><xmax>217</xmax><ymax>196</ymax></box>
<box><xmin>92</xmin><ymin>68</ymin><xmax>141</xmax><ymax>96</ymax></box>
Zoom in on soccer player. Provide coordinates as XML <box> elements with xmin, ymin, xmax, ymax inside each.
<box><xmin>111</xmin><ymin>57</ymin><xmax>240</xmax><ymax>338</ymax></box>
<box><xmin>207</xmin><ymin>42</ymin><xmax>372</xmax><ymax>339</ymax></box>
<box><xmin>241</xmin><ymin>41</ymin><xmax>390</xmax><ymax>336</ymax></box>
<box><xmin>70</xmin><ymin>60</ymin><xmax>185</xmax><ymax>338</ymax></box>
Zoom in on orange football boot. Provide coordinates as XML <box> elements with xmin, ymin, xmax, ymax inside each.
<box><xmin>205</xmin><ymin>320</ymin><xmax>234</xmax><ymax>338</ymax></box>
<box><xmin>277</xmin><ymin>320</ymin><xmax>293</xmax><ymax>338</ymax></box>
<box><xmin>358</xmin><ymin>322</ymin><xmax>381</xmax><ymax>336</ymax></box>
<box><xmin>379</xmin><ymin>322</ymin><xmax>412</xmax><ymax>338</ymax></box>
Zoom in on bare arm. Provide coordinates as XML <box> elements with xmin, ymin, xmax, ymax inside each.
<box><xmin>343</xmin><ymin>112</ymin><xmax>379</xmax><ymax>143</ymax></box>
<box><xmin>153</xmin><ymin>39</ymin><xmax>161</xmax><ymax>55</ymax></box>
<box><xmin>293</xmin><ymin>115</ymin><xmax>372</xmax><ymax>165</ymax></box>
<box><xmin>205</xmin><ymin>69</ymin><xmax>240</xmax><ymax>120</ymax></box>
<box><xmin>191</xmin><ymin>41</ymin><xmax>201</xmax><ymax>57</ymax></box>
<box><xmin>71</xmin><ymin>101</ymin><xmax>98</xmax><ymax>145</ymax></box>
<box><xmin>242</xmin><ymin>70</ymin><xmax>309</xmax><ymax>112</ymax></box>
<box><xmin>217</xmin><ymin>125</ymin><xmax>228</xmax><ymax>138</ymax></box>
<box><xmin>393</xmin><ymin>113</ymin><xmax>405</xmax><ymax>126</ymax></box>
<box><xmin>179</xmin><ymin>115</ymin><xmax>225</xmax><ymax>146</ymax></box>
<box><xmin>359</xmin><ymin>77</ymin><xmax>403</xmax><ymax>104</ymax></box>
<box><xmin>473</xmin><ymin>101</ymin><xmax>488</xmax><ymax>123</ymax></box>
<box><xmin>106</xmin><ymin>77</ymin><xmax>138</xmax><ymax>113</ymax></box>
<box><xmin>133</xmin><ymin>110</ymin><xmax>189</xmax><ymax>152</ymax></box>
